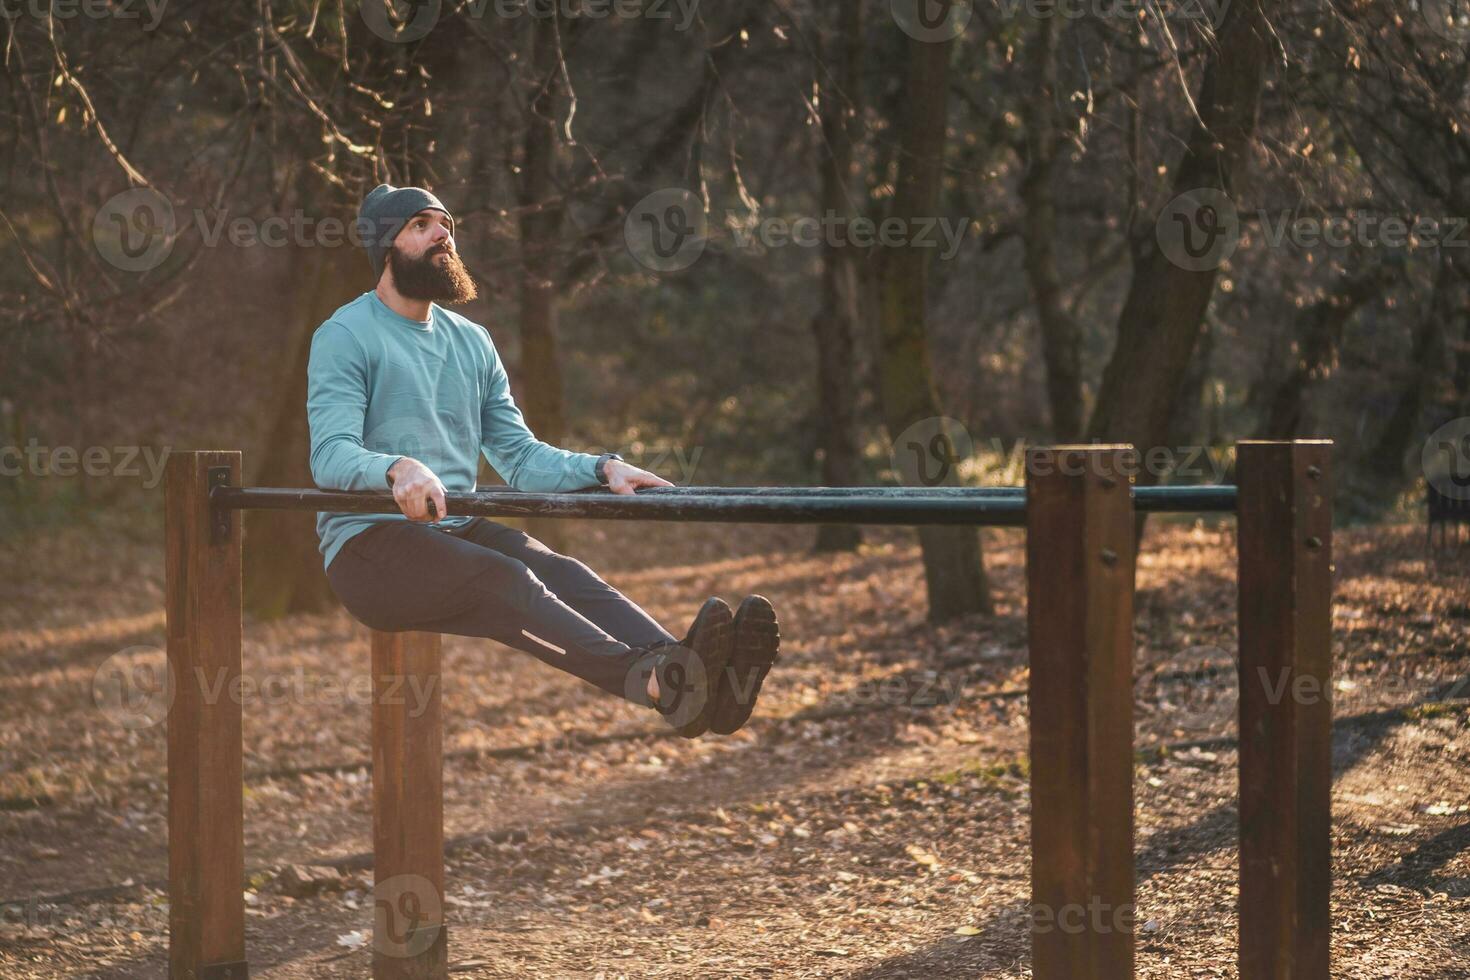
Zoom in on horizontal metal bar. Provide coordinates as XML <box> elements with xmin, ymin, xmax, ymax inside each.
<box><xmin>472</xmin><ymin>484</ymin><xmax>1238</xmax><ymax>511</ymax></box>
<box><xmin>1134</xmin><ymin>485</ymin><xmax>1238</xmax><ymax>512</ymax></box>
<box><xmin>209</xmin><ymin>484</ymin><xmax>1237</xmax><ymax>524</ymax></box>
<box><xmin>209</xmin><ymin>486</ymin><xmax>1029</xmax><ymax>526</ymax></box>
<box><xmin>474</xmin><ymin>484</ymin><xmax>1019</xmax><ymax>497</ymax></box>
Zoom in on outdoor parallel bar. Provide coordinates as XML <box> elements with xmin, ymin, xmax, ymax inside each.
<box><xmin>209</xmin><ymin>483</ymin><xmax>1237</xmax><ymax>526</ymax></box>
<box><xmin>171</xmin><ymin>443</ymin><xmax>1326</xmax><ymax>980</ymax></box>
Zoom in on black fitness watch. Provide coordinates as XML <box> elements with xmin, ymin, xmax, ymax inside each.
<box><xmin>595</xmin><ymin>452</ymin><xmax>623</xmax><ymax>485</ymax></box>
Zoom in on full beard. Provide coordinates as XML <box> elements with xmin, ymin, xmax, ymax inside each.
<box><xmin>389</xmin><ymin>243</ymin><xmax>479</xmax><ymax>304</ymax></box>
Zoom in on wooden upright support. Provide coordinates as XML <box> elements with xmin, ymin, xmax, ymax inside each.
<box><xmin>166</xmin><ymin>451</ymin><xmax>248</xmax><ymax>979</ymax></box>
<box><xmin>1236</xmin><ymin>440</ymin><xmax>1333</xmax><ymax>980</ymax></box>
<box><xmin>1026</xmin><ymin>446</ymin><xmax>1138</xmax><ymax>980</ymax></box>
<box><xmin>371</xmin><ymin>629</ymin><xmax>447</xmax><ymax>980</ymax></box>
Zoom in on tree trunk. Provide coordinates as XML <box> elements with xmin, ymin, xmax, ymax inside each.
<box><xmin>876</xmin><ymin>16</ymin><xmax>992</xmax><ymax>621</ymax></box>
<box><xmin>1019</xmin><ymin>16</ymin><xmax>1084</xmax><ymax>441</ymax></box>
<box><xmin>1453</xmin><ymin>305</ymin><xmax>1470</xmax><ymax>420</ymax></box>
<box><xmin>243</xmin><ymin>242</ymin><xmax>365</xmax><ymax>618</ymax></box>
<box><xmin>1254</xmin><ymin>267</ymin><xmax>1392</xmax><ymax>438</ymax></box>
<box><xmin>1365</xmin><ymin>265</ymin><xmax>1448</xmax><ymax>489</ymax></box>
<box><xmin>518</xmin><ymin>15</ymin><xmax>571</xmax><ymax>553</ymax></box>
<box><xmin>810</xmin><ymin>0</ymin><xmax>865</xmax><ymax>553</ymax></box>
<box><xmin>1086</xmin><ymin>0</ymin><xmax>1271</xmax><ymax>470</ymax></box>
<box><xmin>1168</xmin><ymin>317</ymin><xmax>1214</xmax><ymax>455</ymax></box>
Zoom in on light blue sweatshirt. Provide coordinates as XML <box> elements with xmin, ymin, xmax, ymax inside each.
<box><xmin>306</xmin><ymin>291</ymin><xmax>601</xmax><ymax>570</ymax></box>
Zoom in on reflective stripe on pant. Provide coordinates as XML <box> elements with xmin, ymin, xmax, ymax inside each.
<box><xmin>326</xmin><ymin>516</ymin><xmax>678</xmax><ymax>705</ymax></box>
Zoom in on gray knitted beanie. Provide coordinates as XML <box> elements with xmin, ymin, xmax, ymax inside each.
<box><xmin>356</xmin><ymin>183</ymin><xmax>454</xmax><ymax>280</ymax></box>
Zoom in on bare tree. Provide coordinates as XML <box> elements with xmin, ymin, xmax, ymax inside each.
<box><xmin>877</xmin><ymin>14</ymin><xmax>992</xmax><ymax>621</ymax></box>
<box><xmin>1087</xmin><ymin>0</ymin><xmax>1272</xmax><ymax>468</ymax></box>
<box><xmin>810</xmin><ymin>1</ymin><xmax>866</xmax><ymax>552</ymax></box>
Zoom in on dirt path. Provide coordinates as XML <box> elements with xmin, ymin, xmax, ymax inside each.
<box><xmin>1</xmin><ymin>517</ymin><xmax>1467</xmax><ymax>977</ymax></box>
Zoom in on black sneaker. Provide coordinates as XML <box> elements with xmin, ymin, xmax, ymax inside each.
<box><xmin>641</xmin><ymin>597</ymin><xmax>733</xmax><ymax>739</ymax></box>
<box><xmin>709</xmin><ymin>595</ymin><xmax>780</xmax><ymax>735</ymax></box>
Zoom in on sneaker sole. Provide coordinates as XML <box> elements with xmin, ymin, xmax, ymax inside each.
<box><xmin>674</xmin><ymin>597</ymin><xmax>734</xmax><ymax>738</ymax></box>
<box><xmin>709</xmin><ymin>594</ymin><xmax>780</xmax><ymax>735</ymax></box>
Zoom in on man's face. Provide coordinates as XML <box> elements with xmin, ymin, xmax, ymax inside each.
<box><xmin>386</xmin><ymin>210</ymin><xmax>478</xmax><ymax>304</ymax></box>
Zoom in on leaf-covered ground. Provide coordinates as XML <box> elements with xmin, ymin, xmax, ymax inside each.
<box><xmin>1</xmin><ymin>513</ymin><xmax>1467</xmax><ymax>978</ymax></box>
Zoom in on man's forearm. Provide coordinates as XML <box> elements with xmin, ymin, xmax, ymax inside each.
<box><xmin>487</xmin><ymin>440</ymin><xmax>602</xmax><ymax>493</ymax></box>
<box><xmin>310</xmin><ymin>439</ymin><xmax>401</xmax><ymax>490</ymax></box>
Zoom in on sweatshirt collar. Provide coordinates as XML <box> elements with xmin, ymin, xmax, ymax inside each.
<box><xmin>368</xmin><ymin>290</ymin><xmax>434</xmax><ymax>332</ymax></box>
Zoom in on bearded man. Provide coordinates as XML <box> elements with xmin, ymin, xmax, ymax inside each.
<box><xmin>306</xmin><ymin>183</ymin><xmax>780</xmax><ymax>738</ymax></box>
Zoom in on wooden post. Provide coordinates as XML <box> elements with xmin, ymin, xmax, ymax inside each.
<box><xmin>1236</xmin><ymin>440</ymin><xmax>1333</xmax><ymax>980</ymax></box>
<box><xmin>166</xmin><ymin>451</ymin><xmax>248</xmax><ymax>979</ymax></box>
<box><xmin>371</xmin><ymin>629</ymin><xmax>447</xmax><ymax>980</ymax></box>
<box><xmin>1026</xmin><ymin>446</ymin><xmax>1138</xmax><ymax>980</ymax></box>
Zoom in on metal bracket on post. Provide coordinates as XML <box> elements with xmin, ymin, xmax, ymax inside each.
<box><xmin>199</xmin><ymin>961</ymin><xmax>250</xmax><ymax>980</ymax></box>
<box><xmin>209</xmin><ymin>466</ymin><xmax>232</xmax><ymax>546</ymax></box>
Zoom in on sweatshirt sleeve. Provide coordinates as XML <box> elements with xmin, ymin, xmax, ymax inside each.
<box><xmin>479</xmin><ymin>333</ymin><xmax>600</xmax><ymax>493</ymax></box>
<box><xmin>306</xmin><ymin>321</ymin><xmax>402</xmax><ymax>491</ymax></box>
